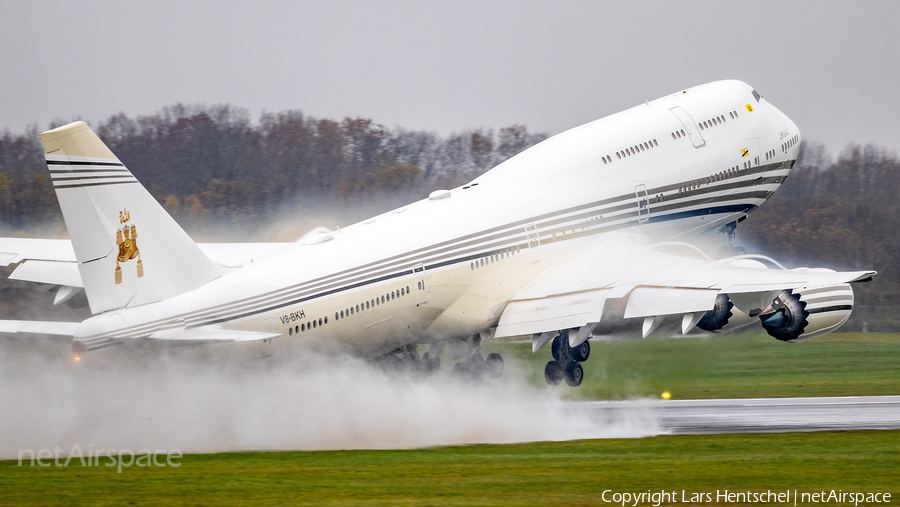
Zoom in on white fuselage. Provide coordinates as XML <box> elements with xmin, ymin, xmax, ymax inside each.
<box><xmin>75</xmin><ymin>80</ymin><xmax>802</xmax><ymax>356</ymax></box>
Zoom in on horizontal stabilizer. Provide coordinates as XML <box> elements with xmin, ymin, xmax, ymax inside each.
<box><xmin>0</xmin><ymin>238</ymin><xmax>293</xmax><ymax>291</ymax></box>
<box><xmin>0</xmin><ymin>238</ymin><xmax>76</xmax><ymax>266</ymax></box>
<box><xmin>149</xmin><ymin>326</ymin><xmax>280</xmax><ymax>343</ymax></box>
<box><xmin>0</xmin><ymin>320</ymin><xmax>80</xmax><ymax>336</ymax></box>
<box><xmin>10</xmin><ymin>260</ymin><xmax>83</xmax><ymax>287</ymax></box>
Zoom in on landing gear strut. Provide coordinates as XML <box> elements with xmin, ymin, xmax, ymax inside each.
<box><xmin>716</xmin><ymin>222</ymin><xmax>747</xmax><ymax>259</ymax></box>
<box><xmin>544</xmin><ymin>330</ymin><xmax>586</xmax><ymax>387</ymax></box>
<box><xmin>452</xmin><ymin>334</ymin><xmax>504</xmax><ymax>383</ymax></box>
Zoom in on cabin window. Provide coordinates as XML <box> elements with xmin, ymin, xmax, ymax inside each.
<box><xmin>312</xmin><ymin>320</ymin><xmax>316</xmax><ymax>328</ymax></box>
<box><xmin>301</xmin><ymin>323</ymin><xmax>305</xmax><ymax>331</ymax></box>
<box><xmin>288</xmin><ymin>327</ymin><xmax>292</xmax><ymax>336</ymax></box>
<box><xmin>323</xmin><ymin>317</ymin><xmax>326</xmax><ymax>325</ymax></box>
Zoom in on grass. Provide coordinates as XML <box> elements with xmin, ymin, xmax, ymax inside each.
<box><xmin>2</xmin><ymin>431</ymin><xmax>897</xmax><ymax>506</ymax></box>
<box><xmin>3</xmin><ymin>333</ymin><xmax>897</xmax><ymax>505</ymax></box>
<box><xmin>487</xmin><ymin>332</ymin><xmax>900</xmax><ymax>400</ymax></box>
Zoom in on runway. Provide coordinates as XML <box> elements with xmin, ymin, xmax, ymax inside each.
<box><xmin>575</xmin><ymin>395</ymin><xmax>900</xmax><ymax>435</ymax></box>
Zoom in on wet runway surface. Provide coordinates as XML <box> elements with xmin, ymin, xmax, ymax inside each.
<box><xmin>574</xmin><ymin>395</ymin><xmax>900</xmax><ymax>435</ymax></box>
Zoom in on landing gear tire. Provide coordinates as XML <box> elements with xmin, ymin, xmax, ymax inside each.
<box><xmin>571</xmin><ymin>340</ymin><xmax>590</xmax><ymax>362</ymax></box>
<box><xmin>551</xmin><ymin>335</ymin><xmax>562</xmax><ymax>361</ymax></box>
<box><xmin>452</xmin><ymin>361</ymin><xmax>471</xmax><ymax>382</ymax></box>
<box><xmin>564</xmin><ymin>361</ymin><xmax>583</xmax><ymax>387</ymax></box>
<box><xmin>544</xmin><ymin>361</ymin><xmax>564</xmax><ymax>386</ymax></box>
<box><xmin>452</xmin><ymin>360</ymin><xmax>488</xmax><ymax>383</ymax></box>
<box><xmin>485</xmin><ymin>352</ymin><xmax>504</xmax><ymax>379</ymax></box>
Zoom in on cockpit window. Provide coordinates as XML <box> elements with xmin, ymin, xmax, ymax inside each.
<box><xmin>751</xmin><ymin>89</ymin><xmax>761</xmax><ymax>102</ymax></box>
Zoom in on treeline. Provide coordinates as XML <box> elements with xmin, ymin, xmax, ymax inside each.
<box><xmin>0</xmin><ymin>104</ymin><xmax>546</xmax><ymax>230</ymax></box>
<box><xmin>1</xmin><ymin>105</ymin><xmax>898</xmax><ymax>326</ymax></box>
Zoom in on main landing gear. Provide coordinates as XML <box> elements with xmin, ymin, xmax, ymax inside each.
<box><xmin>452</xmin><ymin>334</ymin><xmax>504</xmax><ymax>383</ymax></box>
<box><xmin>374</xmin><ymin>344</ymin><xmax>441</xmax><ymax>378</ymax></box>
<box><xmin>544</xmin><ymin>329</ymin><xmax>589</xmax><ymax>387</ymax></box>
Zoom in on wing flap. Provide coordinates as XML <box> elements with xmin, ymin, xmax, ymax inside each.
<box><xmin>624</xmin><ymin>287</ymin><xmax>719</xmax><ymax>319</ymax></box>
<box><xmin>495</xmin><ymin>289</ymin><xmax>609</xmax><ymax>338</ymax></box>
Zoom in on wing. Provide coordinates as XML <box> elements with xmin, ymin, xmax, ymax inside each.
<box><xmin>496</xmin><ymin>234</ymin><xmax>875</xmax><ymax>344</ymax></box>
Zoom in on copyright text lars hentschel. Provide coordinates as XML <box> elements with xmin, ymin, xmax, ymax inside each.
<box><xmin>601</xmin><ymin>489</ymin><xmax>891</xmax><ymax>506</ymax></box>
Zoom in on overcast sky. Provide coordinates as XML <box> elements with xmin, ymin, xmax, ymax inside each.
<box><xmin>1</xmin><ymin>1</ymin><xmax>898</xmax><ymax>157</ymax></box>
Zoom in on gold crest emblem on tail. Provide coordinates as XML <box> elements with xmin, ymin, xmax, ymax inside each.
<box><xmin>114</xmin><ymin>209</ymin><xmax>143</xmax><ymax>284</ymax></box>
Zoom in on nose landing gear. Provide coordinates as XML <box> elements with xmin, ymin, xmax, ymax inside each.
<box><xmin>544</xmin><ymin>329</ymin><xmax>587</xmax><ymax>387</ymax></box>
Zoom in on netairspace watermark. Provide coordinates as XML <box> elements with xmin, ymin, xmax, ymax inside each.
<box><xmin>18</xmin><ymin>445</ymin><xmax>181</xmax><ymax>474</ymax></box>
<box><xmin>601</xmin><ymin>490</ymin><xmax>892</xmax><ymax>507</ymax></box>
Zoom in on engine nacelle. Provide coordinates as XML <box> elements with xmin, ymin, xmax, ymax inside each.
<box><xmin>697</xmin><ymin>294</ymin><xmax>733</xmax><ymax>331</ymax></box>
<box><xmin>760</xmin><ymin>284</ymin><xmax>854</xmax><ymax>343</ymax></box>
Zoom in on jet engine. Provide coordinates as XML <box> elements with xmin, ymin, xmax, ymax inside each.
<box><xmin>697</xmin><ymin>294</ymin><xmax>733</xmax><ymax>331</ymax></box>
<box><xmin>759</xmin><ymin>283</ymin><xmax>854</xmax><ymax>343</ymax></box>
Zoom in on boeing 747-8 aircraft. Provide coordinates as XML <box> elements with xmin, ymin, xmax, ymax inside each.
<box><xmin>0</xmin><ymin>80</ymin><xmax>875</xmax><ymax>386</ymax></box>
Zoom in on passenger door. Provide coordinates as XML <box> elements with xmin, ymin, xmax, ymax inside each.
<box><xmin>669</xmin><ymin>106</ymin><xmax>706</xmax><ymax>148</ymax></box>
<box><xmin>413</xmin><ymin>263</ymin><xmax>428</xmax><ymax>306</ymax></box>
<box><xmin>524</xmin><ymin>223</ymin><xmax>541</xmax><ymax>264</ymax></box>
<box><xmin>635</xmin><ymin>184</ymin><xmax>650</xmax><ymax>223</ymax></box>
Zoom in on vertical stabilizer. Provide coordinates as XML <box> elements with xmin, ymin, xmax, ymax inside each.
<box><xmin>40</xmin><ymin>121</ymin><xmax>225</xmax><ymax>314</ymax></box>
